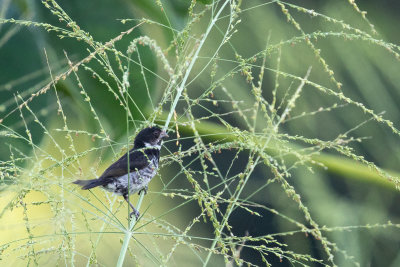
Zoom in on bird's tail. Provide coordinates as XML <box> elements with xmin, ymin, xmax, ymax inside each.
<box><xmin>73</xmin><ymin>179</ymin><xmax>103</xmax><ymax>190</ymax></box>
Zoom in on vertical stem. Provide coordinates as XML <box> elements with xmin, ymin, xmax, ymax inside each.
<box><xmin>202</xmin><ymin>67</ymin><xmax>312</xmax><ymax>266</ymax></box>
<box><xmin>116</xmin><ymin>191</ymin><xmax>145</xmax><ymax>267</ymax></box>
<box><xmin>117</xmin><ymin>1</ymin><xmax>230</xmax><ymax>265</ymax></box>
<box><xmin>162</xmin><ymin>0</ymin><xmax>230</xmax><ymax>131</ymax></box>
<box><xmin>116</xmin><ymin>61</ymin><xmax>135</xmax><ymax>267</ymax></box>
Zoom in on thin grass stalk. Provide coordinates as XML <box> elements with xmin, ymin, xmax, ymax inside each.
<box><xmin>116</xmin><ymin>2</ymin><xmax>230</xmax><ymax>265</ymax></box>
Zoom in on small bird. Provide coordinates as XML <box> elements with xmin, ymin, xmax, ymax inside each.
<box><xmin>73</xmin><ymin>126</ymin><xmax>168</xmax><ymax>219</ymax></box>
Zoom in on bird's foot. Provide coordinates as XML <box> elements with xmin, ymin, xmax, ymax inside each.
<box><xmin>138</xmin><ymin>185</ymin><xmax>148</xmax><ymax>195</ymax></box>
<box><xmin>129</xmin><ymin>208</ymin><xmax>140</xmax><ymax>220</ymax></box>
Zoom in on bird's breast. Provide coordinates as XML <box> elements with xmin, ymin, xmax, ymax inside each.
<box><xmin>103</xmin><ymin>158</ymin><xmax>159</xmax><ymax>195</ymax></box>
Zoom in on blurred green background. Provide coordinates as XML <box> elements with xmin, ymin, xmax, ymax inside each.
<box><xmin>1</xmin><ymin>0</ymin><xmax>400</xmax><ymax>266</ymax></box>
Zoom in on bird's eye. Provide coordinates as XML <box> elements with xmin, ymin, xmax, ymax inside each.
<box><xmin>153</xmin><ymin>131</ymin><xmax>160</xmax><ymax>137</ymax></box>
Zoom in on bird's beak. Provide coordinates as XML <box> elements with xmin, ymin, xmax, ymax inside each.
<box><xmin>160</xmin><ymin>131</ymin><xmax>169</xmax><ymax>139</ymax></box>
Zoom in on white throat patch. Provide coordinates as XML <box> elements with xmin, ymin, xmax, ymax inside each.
<box><xmin>144</xmin><ymin>142</ymin><xmax>161</xmax><ymax>150</ymax></box>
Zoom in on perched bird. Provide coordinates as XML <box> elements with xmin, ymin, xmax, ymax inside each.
<box><xmin>73</xmin><ymin>126</ymin><xmax>168</xmax><ymax>219</ymax></box>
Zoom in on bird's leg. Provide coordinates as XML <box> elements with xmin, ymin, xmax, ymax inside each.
<box><xmin>123</xmin><ymin>194</ymin><xmax>139</xmax><ymax>220</ymax></box>
<box><xmin>138</xmin><ymin>185</ymin><xmax>148</xmax><ymax>195</ymax></box>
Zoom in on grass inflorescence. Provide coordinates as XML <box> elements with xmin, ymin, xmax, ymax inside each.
<box><xmin>1</xmin><ymin>0</ymin><xmax>400</xmax><ymax>266</ymax></box>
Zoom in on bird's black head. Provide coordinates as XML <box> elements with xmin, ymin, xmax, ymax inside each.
<box><xmin>134</xmin><ymin>126</ymin><xmax>168</xmax><ymax>149</ymax></box>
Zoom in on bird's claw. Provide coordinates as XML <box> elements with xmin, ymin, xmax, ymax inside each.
<box><xmin>129</xmin><ymin>209</ymin><xmax>140</xmax><ymax>220</ymax></box>
<box><xmin>138</xmin><ymin>185</ymin><xmax>148</xmax><ymax>195</ymax></box>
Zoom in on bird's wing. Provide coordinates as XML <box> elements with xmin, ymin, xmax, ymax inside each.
<box><xmin>99</xmin><ymin>150</ymin><xmax>150</xmax><ymax>179</ymax></box>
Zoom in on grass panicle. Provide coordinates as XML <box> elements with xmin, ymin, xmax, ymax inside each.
<box><xmin>0</xmin><ymin>0</ymin><xmax>399</xmax><ymax>266</ymax></box>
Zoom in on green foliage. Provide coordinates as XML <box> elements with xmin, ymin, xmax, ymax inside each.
<box><xmin>1</xmin><ymin>0</ymin><xmax>400</xmax><ymax>266</ymax></box>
